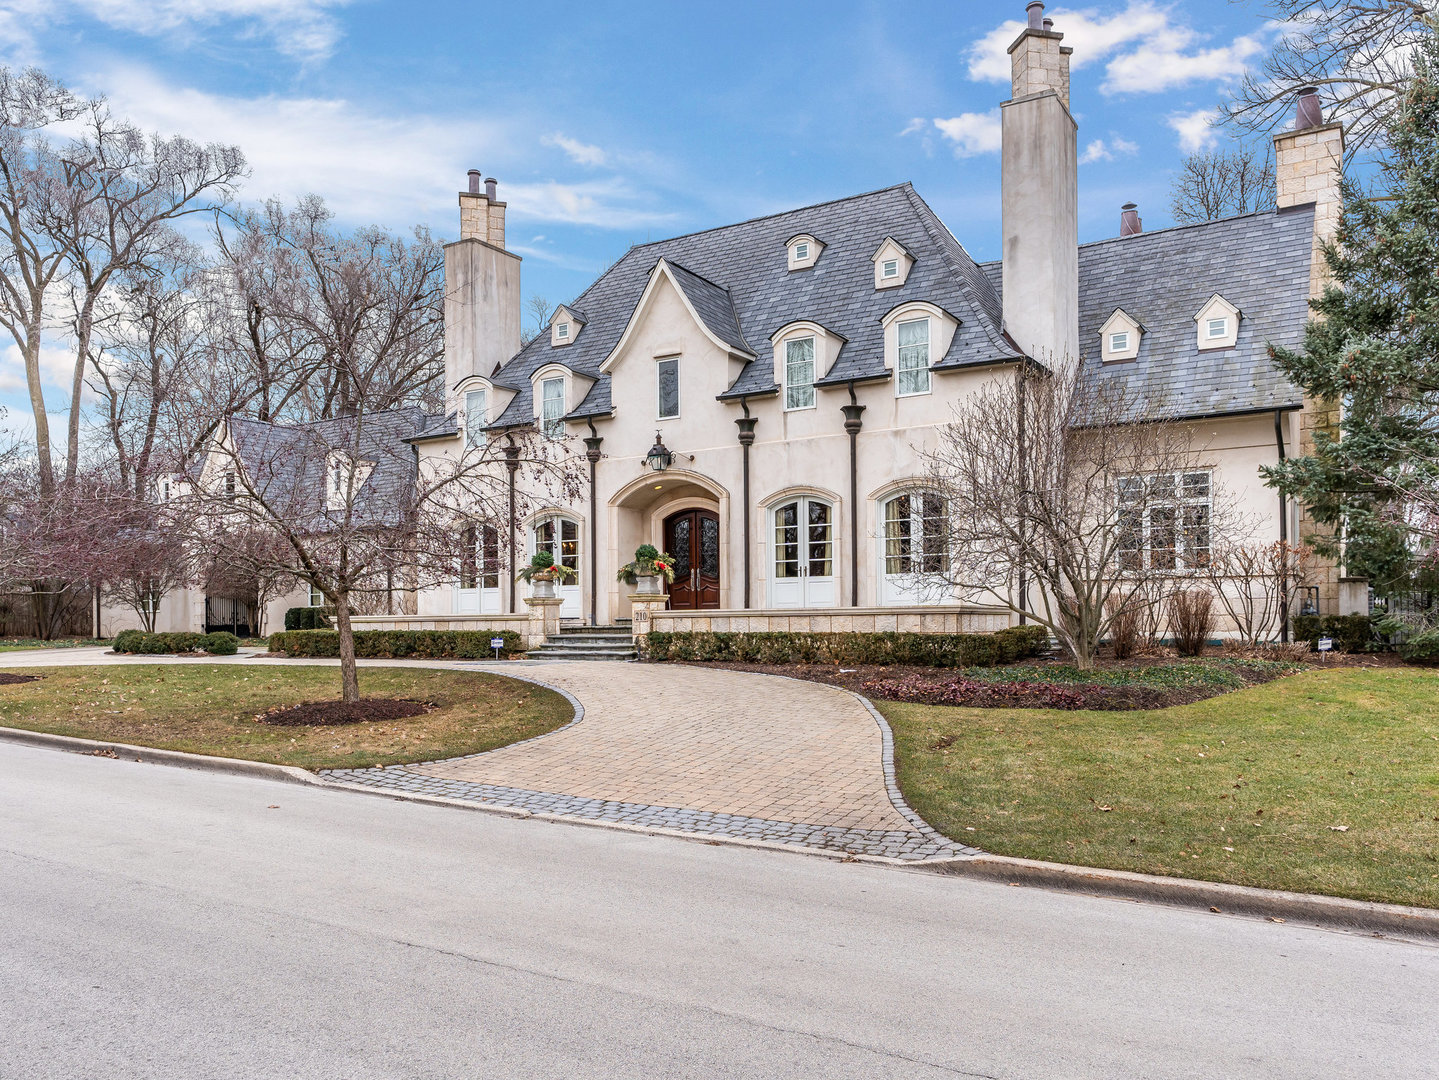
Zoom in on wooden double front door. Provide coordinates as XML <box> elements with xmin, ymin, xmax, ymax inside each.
<box><xmin>663</xmin><ymin>509</ymin><xmax>720</xmax><ymax>610</ymax></box>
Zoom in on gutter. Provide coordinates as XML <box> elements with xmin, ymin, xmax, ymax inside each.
<box><xmin>1275</xmin><ymin>408</ymin><xmax>1290</xmax><ymax>642</ymax></box>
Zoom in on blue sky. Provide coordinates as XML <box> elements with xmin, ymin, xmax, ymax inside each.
<box><xmin>1</xmin><ymin>0</ymin><xmax>1289</xmax><ymax>429</ymax></box>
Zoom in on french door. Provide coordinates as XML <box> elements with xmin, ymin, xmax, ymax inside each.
<box><xmin>770</xmin><ymin>497</ymin><xmax>836</xmax><ymax>608</ymax></box>
<box><xmin>456</xmin><ymin>523</ymin><xmax>503</xmax><ymax>615</ymax></box>
<box><xmin>532</xmin><ymin>516</ymin><xmax>581</xmax><ymax>619</ymax></box>
<box><xmin>663</xmin><ymin>509</ymin><xmax>721</xmax><ymax>610</ymax></box>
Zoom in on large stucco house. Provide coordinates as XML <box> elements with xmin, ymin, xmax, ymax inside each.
<box><xmin>106</xmin><ymin>2</ymin><xmax>1360</xmax><ymax>643</ymax></box>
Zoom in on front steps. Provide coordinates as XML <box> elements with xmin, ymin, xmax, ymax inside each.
<box><xmin>527</xmin><ymin>624</ymin><xmax>636</xmax><ymax>661</ymax></box>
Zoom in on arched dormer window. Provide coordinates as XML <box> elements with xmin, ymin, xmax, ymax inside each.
<box><xmin>462</xmin><ymin>382</ymin><xmax>489</xmax><ymax>449</ymax></box>
<box><xmin>786</xmin><ymin>233</ymin><xmax>824</xmax><ymax>271</ymax></box>
<box><xmin>880</xmin><ymin>302</ymin><xmax>958</xmax><ymax>398</ymax></box>
<box><xmin>770</xmin><ymin>321</ymin><xmax>844</xmax><ymax>411</ymax></box>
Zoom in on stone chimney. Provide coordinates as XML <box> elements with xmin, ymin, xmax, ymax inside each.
<box><xmin>446</xmin><ymin>168</ymin><xmax>521</xmax><ymax>391</ymax></box>
<box><xmin>1120</xmin><ymin>202</ymin><xmax>1142</xmax><ymax>237</ymax></box>
<box><xmin>1001</xmin><ymin>0</ymin><xmax>1079</xmax><ymax>370</ymax></box>
<box><xmin>1273</xmin><ymin>87</ymin><xmax>1344</xmax><ymax>296</ymax></box>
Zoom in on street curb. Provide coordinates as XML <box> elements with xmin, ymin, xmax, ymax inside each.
<box><xmin>0</xmin><ymin>725</ymin><xmax>326</xmax><ymax>788</ymax></box>
<box><xmin>919</xmin><ymin>852</ymin><xmax>1439</xmax><ymax>940</ymax></box>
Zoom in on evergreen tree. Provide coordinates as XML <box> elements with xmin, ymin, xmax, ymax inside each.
<box><xmin>1264</xmin><ymin>26</ymin><xmax>1439</xmax><ymax>598</ymax></box>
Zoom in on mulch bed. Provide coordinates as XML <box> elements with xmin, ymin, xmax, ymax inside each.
<box><xmin>0</xmin><ymin>673</ymin><xmax>40</xmax><ymax>685</ymax></box>
<box><xmin>678</xmin><ymin>661</ymin><xmax>1293</xmax><ymax>711</ymax></box>
<box><xmin>255</xmin><ymin>699</ymin><xmax>433</xmax><ymax>727</ymax></box>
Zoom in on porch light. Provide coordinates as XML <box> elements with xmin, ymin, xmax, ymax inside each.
<box><xmin>646</xmin><ymin>432</ymin><xmax>672</xmax><ymax>472</ymax></box>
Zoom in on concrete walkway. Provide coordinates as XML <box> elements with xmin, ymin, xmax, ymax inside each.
<box><xmin>0</xmin><ymin>648</ymin><xmax>969</xmax><ymax>861</ymax></box>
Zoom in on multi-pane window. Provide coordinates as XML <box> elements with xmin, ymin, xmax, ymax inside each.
<box><xmin>223</xmin><ymin>471</ymin><xmax>236</xmax><ymax>497</ymax></box>
<box><xmin>1206</xmin><ymin>317</ymin><xmax>1227</xmax><ymax>339</ymax></box>
<box><xmin>533</xmin><ymin>517</ymin><xmax>580</xmax><ymax>580</ymax></box>
<box><xmin>541</xmin><ymin>377</ymin><xmax>565</xmax><ymax>439</ymax></box>
<box><xmin>460</xmin><ymin>524</ymin><xmax>501</xmax><ymax>590</ymax></box>
<box><xmin>656</xmin><ymin>356</ymin><xmax>679</xmax><ymax>419</ymax></box>
<box><xmin>1118</xmin><ymin>471</ymin><xmax>1211</xmax><ymax>571</ymax></box>
<box><xmin>465</xmin><ymin>388</ymin><xmax>487</xmax><ymax>449</ymax></box>
<box><xmin>785</xmin><ymin>337</ymin><xmax>816</xmax><ymax>410</ymax></box>
<box><xmin>557</xmin><ymin>323</ymin><xmax>569</xmax><ymax>340</ymax></box>
<box><xmin>882</xmin><ymin>259</ymin><xmax>899</xmax><ymax>279</ymax></box>
<box><xmin>897</xmin><ymin>318</ymin><xmax>930</xmax><ymax>396</ymax></box>
<box><xmin>773</xmin><ymin>498</ymin><xmax>832</xmax><ymax>579</ymax></box>
<box><xmin>884</xmin><ymin>492</ymin><xmax>947</xmax><ymax>575</ymax></box>
<box><xmin>1110</xmin><ymin>331</ymin><xmax>1129</xmax><ymax>352</ymax></box>
<box><xmin>793</xmin><ymin>242</ymin><xmax>809</xmax><ymax>261</ymax></box>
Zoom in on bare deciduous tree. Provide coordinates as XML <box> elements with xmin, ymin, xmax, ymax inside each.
<box><xmin>521</xmin><ymin>295</ymin><xmax>554</xmax><ymax>346</ymax></box>
<box><xmin>1170</xmin><ymin>143</ymin><xmax>1278</xmax><ymax>223</ymax></box>
<box><xmin>1224</xmin><ymin>0</ymin><xmax>1436</xmax><ymax>154</ymax></box>
<box><xmin>1204</xmin><ymin>539</ymin><xmax>1316</xmax><ymax>645</ymax></box>
<box><xmin>921</xmin><ymin>364</ymin><xmax>1241</xmax><ymax>669</ymax></box>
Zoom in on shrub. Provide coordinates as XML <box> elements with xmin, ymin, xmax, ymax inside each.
<box><xmin>284</xmin><ymin>606</ymin><xmax>331</xmax><ymax>631</ymax></box>
<box><xmin>1167</xmin><ymin>588</ymin><xmax>1215</xmax><ymax>657</ymax></box>
<box><xmin>266</xmin><ymin>628</ymin><xmax>526</xmax><ymax>659</ymax></box>
<box><xmin>641</xmin><ymin>625</ymin><xmax>1049</xmax><ymax>667</ymax></box>
<box><xmin>1291</xmin><ymin>613</ymin><xmax>1376</xmax><ymax>653</ymax></box>
<box><xmin>1105</xmin><ymin>595</ymin><xmax>1143</xmax><ymax>660</ymax></box>
<box><xmin>112</xmin><ymin>630</ymin><xmax>238</xmax><ymax>655</ymax></box>
<box><xmin>1397</xmin><ymin>628</ymin><xmax>1439</xmax><ymax>664</ymax></box>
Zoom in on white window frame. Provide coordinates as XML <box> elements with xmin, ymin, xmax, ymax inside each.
<box><xmin>309</xmin><ymin>583</ymin><xmax>324</xmax><ymax>607</ymax></box>
<box><xmin>656</xmin><ymin>356</ymin><xmax>680</xmax><ymax>420</ymax></box>
<box><xmin>882</xmin><ymin>259</ymin><xmax>900</xmax><ymax>279</ymax></box>
<box><xmin>784</xmin><ymin>337</ymin><xmax>817</xmax><ymax>411</ymax></box>
<box><xmin>896</xmin><ymin>317</ymin><xmax>931</xmax><ymax>397</ymax></box>
<box><xmin>464</xmin><ymin>388</ymin><xmax>487</xmax><ymax>449</ymax></box>
<box><xmin>1206</xmin><ymin>317</ymin><xmax>1227</xmax><ymax>340</ymax></box>
<box><xmin>1118</xmin><ymin>470</ymin><xmax>1213</xmax><ymax>573</ymax></box>
<box><xmin>793</xmin><ymin>242</ymin><xmax>809</xmax><ymax>261</ymax></box>
<box><xmin>557</xmin><ymin>322</ymin><xmax>569</xmax><ymax>340</ymax></box>
<box><xmin>1110</xmin><ymin>331</ymin><xmax>1129</xmax><ymax>352</ymax></box>
<box><xmin>540</xmin><ymin>376</ymin><xmax>566</xmax><ymax>439</ymax></box>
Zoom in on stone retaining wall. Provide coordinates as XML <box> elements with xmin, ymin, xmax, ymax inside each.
<box><xmin>649</xmin><ymin>607</ymin><xmax>1013</xmax><ymax>635</ymax></box>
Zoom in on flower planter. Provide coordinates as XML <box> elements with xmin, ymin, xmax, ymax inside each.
<box><xmin>530</xmin><ymin>576</ymin><xmax>557</xmax><ymax>600</ymax></box>
<box><xmin>634</xmin><ymin>573</ymin><xmax>664</xmax><ymax>596</ymax></box>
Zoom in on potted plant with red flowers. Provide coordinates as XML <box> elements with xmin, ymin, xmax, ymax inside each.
<box><xmin>617</xmin><ymin>543</ymin><xmax>677</xmax><ymax>595</ymax></box>
<box><xmin>518</xmin><ymin>550</ymin><xmax>576</xmax><ymax>599</ymax></box>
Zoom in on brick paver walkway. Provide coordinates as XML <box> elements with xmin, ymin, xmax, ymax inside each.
<box><xmin>324</xmin><ymin>662</ymin><xmax>972</xmax><ymax>861</ymax></box>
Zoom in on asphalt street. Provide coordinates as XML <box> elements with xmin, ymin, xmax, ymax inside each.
<box><xmin>1</xmin><ymin>741</ymin><xmax>1434</xmax><ymax>1079</ymax></box>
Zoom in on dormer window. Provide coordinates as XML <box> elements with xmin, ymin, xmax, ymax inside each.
<box><xmin>1099</xmin><ymin>308</ymin><xmax>1143</xmax><ymax>363</ymax></box>
<box><xmin>786</xmin><ymin>234</ymin><xmax>823</xmax><ymax>271</ymax></box>
<box><xmin>784</xmin><ymin>337</ymin><xmax>816</xmax><ymax>410</ymax></box>
<box><xmin>464</xmin><ymin>387</ymin><xmax>487</xmax><ymax>449</ymax></box>
<box><xmin>1193</xmin><ymin>294</ymin><xmax>1241</xmax><ymax>350</ymax></box>
<box><xmin>549</xmin><ymin>305</ymin><xmax>585</xmax><ymax>347</ymax></box>
<box><xmin>870</xmin><ymin>237</ymin><xmax>915</xmax><ymax>289</ymax></box>
<box><xmin>540</xmin><ymin>376</ymin><xmax>565</xmax><ymax>438</ymax></box>
<box><xmin>557</xmin><ymin>323</ymin><xmax>569</xmax><ymax>340</ymax></box>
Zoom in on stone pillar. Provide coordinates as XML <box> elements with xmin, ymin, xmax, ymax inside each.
<box><xmin>628</xmin><ymin>596</ymin><xmax>668</xmax><ymax>653</ymax></box>
<box><xmin>523</xmin><ymin>597</ymin><xmax>562</xmax><ymax>650</ymax></box>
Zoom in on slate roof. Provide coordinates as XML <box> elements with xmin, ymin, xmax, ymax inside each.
<box><xmin>228</xmin><ymin>406</ymin><xmax>428</xmax><ymax>527</ymax></box>
<box><xmin>978</xmin><ymin>204</ymin><xmax>1313</xmax><ymax>419</ymax></box>
<box><xmin>484</xmin><ymin>183</ymin><xmax>1019</xmax><ymax>427</ymax></box>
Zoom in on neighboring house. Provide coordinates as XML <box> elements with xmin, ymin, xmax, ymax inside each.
<box><xmin>104</xmin><ymin>1</ymin><xmax>1359</xmax><ymax>638</ymax></box>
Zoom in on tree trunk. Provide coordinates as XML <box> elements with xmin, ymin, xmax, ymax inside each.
<box><xmin>333</xmin><ymin>590</ymin><xmax>360</xmax><ymax>703</ymax></box>
<box><xmin>23</xmin><ymin>327</ymin><xmax>55</xmax><ymax>494</ymax></box>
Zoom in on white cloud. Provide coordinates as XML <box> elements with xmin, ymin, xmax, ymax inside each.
<box><xmin>898</xmin><ymin>117</ymin><xmax>927</xmax><ymax>137</ymax></box>
<box><xmin>932</xmin><ymin>111</ymin><xmax>1003</xmax><ymax>157</ymax></box>
<box><xmin>966</xmin><ymin>2</ymin><xmax>1271</xmax><ymax>96</ymax></box>
<box><xmin>0</xmin><ymin>0</ymin><xmax>351</xmax><ymax>62</ymax></box>
<box><xmin>1079</xmin><ymin>134</ymin><xmax>1139</xmax><ymax>163</ymax></box>
<box><xmin>85</xmin><ymin>64</ymin><xmax>676</xmax><ymax>233</ymax></box>
<box><xmin>541</xmin><ymin>133</ymin><xmax>608</xmax><ymax>168</ymax></box>
<box><xmin>0</xmin><ymin>340</ymin><xmax>79</xmax><ymax>400</ymax></box>
<box><xmin>1168</xmin><ymin>107</ymin><xmax>1220</xmax><ymax>153</ymax></box>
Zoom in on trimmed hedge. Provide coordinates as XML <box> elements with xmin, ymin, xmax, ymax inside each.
<box><xmin>1292</xmin><ymin>614</ymin><xmax>1376</xmax><ymax>653</ymax></box>
<box><xmin>284</xmin><ymin>606</ymin><xmax>331</xmax><ymax>631</ymax></box>
<box><xmin>642</xmin><ymin>625</ymin><xmax>1050</xmax><ymax>667</ymax></box>
<box><xmin>112</xmin><ymin>630</ymin><xmax>239</xmax><ymax>656</ymax></box>
<box><xmin>266</xmin><ymin>628</ymin><xmax>526</xmax><ymax>659</ymax></box>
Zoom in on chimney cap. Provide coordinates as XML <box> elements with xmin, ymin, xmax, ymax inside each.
<box><xmin>484</xmin><ymin>176</ymin><xmax>498</xmax><ymax>200</ymax></box>
<box><xmin>1295</xmin><ymin>86</ymin><xmax>1324</xmax><ymax>129</ymax></box>
<box><xmin>466</xmin><ymin>169</ymin><xmax>481</xmax><ymax>194</ymax></box>
<box><xmin>1120</xmin><ymin>203</ymin><xmax>1143</xmax><ymax>237</ymax></box>
<box><xmin>1121</xmin><ymin>201</ymin><xmax>1137</xmax><ymax>210</ymax></box>
<box><xmin>1026</xmin><ymin>2</ymin><xmax>1045</xmax><ymax>29</ymax></box>
<box><xmin>1042</xmin><ymin>17</ymin><xmax>1054</xmax><ymax>30</ymax></box>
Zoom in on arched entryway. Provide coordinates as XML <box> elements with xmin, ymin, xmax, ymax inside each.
<box><xmin>663</xmin><ymin>508</ymin><xmax>720</xmax><ymax>609</ymax></box>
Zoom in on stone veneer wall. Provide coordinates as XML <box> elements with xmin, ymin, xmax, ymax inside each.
<box><xmin>649</xmin><ymin>607</ymin><xmax>1014</xmax><ymax>635</ymax></box>
<box><xmin>350</xmin><ymin>614</ymin><xmax>532</xmax><ymax>636</ymax></box>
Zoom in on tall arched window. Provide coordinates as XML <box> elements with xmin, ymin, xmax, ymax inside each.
<box><xmin>769</xmin><ymin>496</ymin><xmax>836</xmax><ymax>608</ymax></box>
<box><xmin>881</xmin><ymin>491</ymin><xmax>949</xmax><ymax>605</ymax></box>
<box><xmin>532</xmin><ymin>514</ymin><xmax>582</xmax><ymax>619</ymax></box>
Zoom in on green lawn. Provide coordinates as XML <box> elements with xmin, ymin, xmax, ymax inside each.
<box><xmin>0</xmin><ymin>638</ymin><xmax>109</xmax><ymax>652</ymax></box>
<box><xmin>0</xmin><ymin>665</ymin><xmax>572</xmax><ymax>770</ymax></box>
<box><xmin>882</xmin><ymin>666</ymin><xmax>1439</xmax><ymax>908</ymax></box>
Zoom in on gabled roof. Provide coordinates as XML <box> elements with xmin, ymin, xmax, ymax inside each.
<box><xmin>227</xmin><ymin>407</ymin><xmax>429</xmax><ymax>526</ymax></box>
<box><xmin>979</xmin><ymin>205</ymin><xmax>1314</xmax><ymax>419</ymax></box>
<box><xmin>484</xmin><ymin>183</ymin><xmax>1018</xmax><ymax>428</ymax></box>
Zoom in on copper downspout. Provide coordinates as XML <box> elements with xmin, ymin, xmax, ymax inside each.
<box><xmin>735</xmin><ymin>399</ymin><xmax>757</xmax><ymax>609</ymax></box>
<box><xmin>841</xmin><ymin>384</ymin><xmax>866</xmax><ymax>607</ymax></box>
<box><xmin>1275</xmin><ymin>409</ymin><xmax>1290</xmax><ymax>642</ymax></box>
<box><xmin>584</xmin><ymin>422</ymin><xmax>603</xmax><ymax>627</ymax></box>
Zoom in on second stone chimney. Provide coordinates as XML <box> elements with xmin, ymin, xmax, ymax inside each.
<box><xmin>1273</xmin><ymin>87</ymin><xmax>1344</xmax><ymax>296</ymax></box>
<box><xmin>446</xmin><ymin>168</ymin><xmax>521</xmax><ymax>391</ymax></box>
<box><xmin>1120</xmin><ymin>202</ymin><xmax>1143</xmax><ymax>237</ymax></box>
<box><xmin>1001</xmin><ymin>0</ymin><xmax>1079</xmax><ymax>370</ymax></box>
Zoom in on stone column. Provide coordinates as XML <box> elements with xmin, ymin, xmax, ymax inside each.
<box><xmin>523</xmin><ymin>597</ymin><xmax>563</xmax><ymax>650</ymax></box>
<box><xmin>628</xmin><ymin>596</ymin><xmax>668</xmax><ymax>653</ymax></box>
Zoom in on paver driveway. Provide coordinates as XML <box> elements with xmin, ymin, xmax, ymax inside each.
<box><xmin>325</xmin><ymin>661</ymin><xmax>970</xmax><ymax>860</ymax></box>
<box><xmin>0</xmin><ymin>649</ymin><xmax>969</xmax><ymax>860</ymax></box>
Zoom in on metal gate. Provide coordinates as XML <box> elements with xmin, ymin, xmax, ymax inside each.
<box><xmin>204</xmin><ymin>595</ymin><xmax>255</xmax><ymax>637</ymax></box>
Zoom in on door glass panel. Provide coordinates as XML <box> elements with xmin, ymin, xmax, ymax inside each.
<box><xmin>671</xmin><ymin>517</ymin><xmax>691</xmax><ymax>580</ymax></box>
<box><xmin>884</xmin><ymin>495</ymin><xmax>912</xmax><ymax>574</ymax></box>
<box><xmin>534</xmin><ymin>517</ymin><xmax>580</xmax><ymax>580</ymax></box>
<box><xmin>774</xmin><ymin>502</ymin><xmax>799</xmax><ymax>578</ymax></box>
<box><xmin>479</xmin><ymin>524</ymin><xmax>500</xmax><ymax>588</ymax></box>
<box><xmin>459</xmin><ymin>525</ymin><xmax>477</xmax><ymax>589</ymax></box>
<box><xmin>699</xmin><ymin>515</ymin><xmax>719</xmax><ymax>578</ymax></box>
<box><xmin>807</xmin><ymin>500</ymin><xmax>832</xmax><ymax>577</ymax></box>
